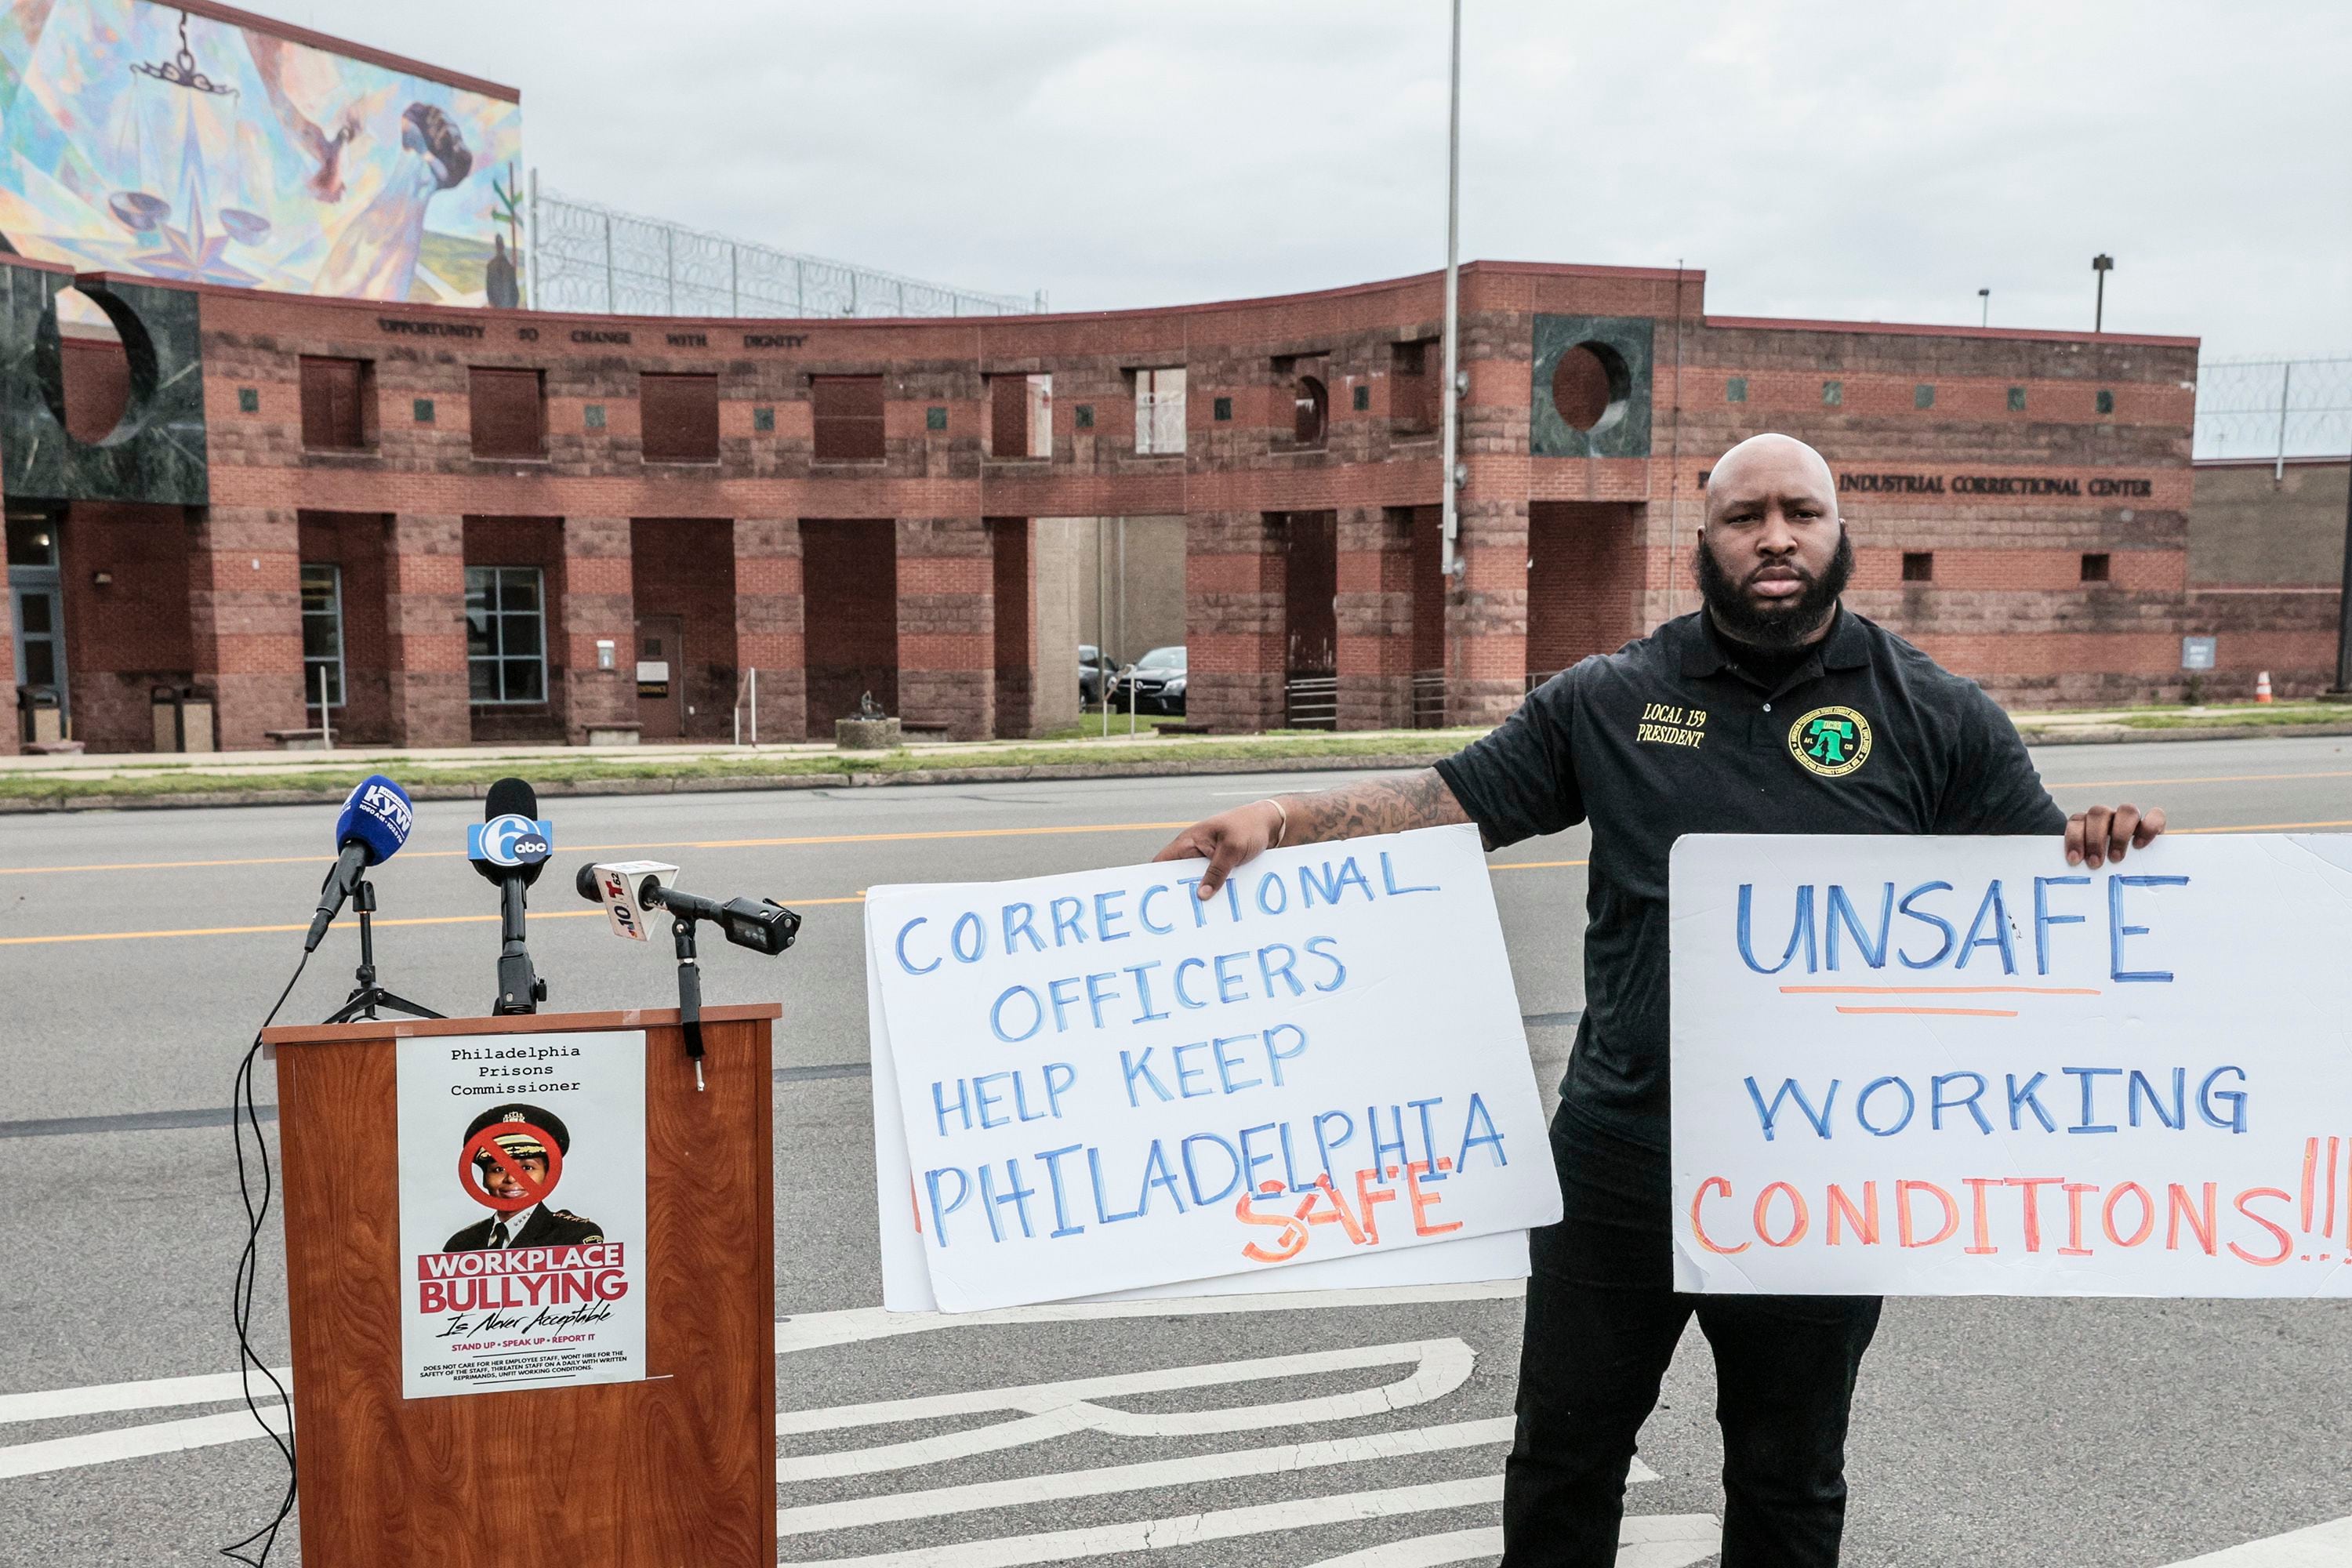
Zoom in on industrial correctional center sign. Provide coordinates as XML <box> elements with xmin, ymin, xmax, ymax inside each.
<box><xmin>1670</xmin><ymin>836</ymin><xmax>2352</xmax><ymax>1298</ymax></box>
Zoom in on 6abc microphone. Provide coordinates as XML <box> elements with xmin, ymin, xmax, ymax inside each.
<box><xmin>469</xmin><ymin>777</ymin><xmax>554</xmax><ymax>1014</ymax></box>
<box><xmin>579</xmin><ymin>859</ymin><xmax>800</xmax><ymax>1088</ymax></box>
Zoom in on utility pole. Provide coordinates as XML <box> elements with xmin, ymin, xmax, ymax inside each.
<box><xmin>2333</xmin><ymin>452</ymin><xmax>2352</xmax><ymax>695</ymax></box>
<box><xmin>1439</xmin><ymin>0</ymin><xmax>1463</xmax><ymax>581</ymax></box>
<box><xmin>2092</xmin><ymin>254</ymin><xmax>2114</xmax><ymax>333</ymax></box>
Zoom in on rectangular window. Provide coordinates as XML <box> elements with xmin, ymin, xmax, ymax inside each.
<box><xmin>1390</xmin><ymin>339</ymin><xmax>1440</xmax><ymax>433</ymax></box>
<box><xmin>299</xmin><ymin>357</ymin><xmax>370</xmax><ymax>451</ymax></box>
<box><xmin>1134</xmin><ymin>367</ymin><xmax>1187</xmax><ymax>455</ymax></box>
<box><xmin>1914</xmin><ymin>383</ymin><xmax>1936</xmax><ymax>409</ymax></box>
<box><xmin>299</xmin><ymin>562</ymin><xmax>345</xmax><ymax>709</ymax></box>
<box><xmin>2096</xmin><ymin>388</ymin><xmax>2115</xmax><ymax>415</ymax></box>
<box><xmin>1901</xmin><ymin>551</ymin><xmax>1934</xmax><ymax>583</ymax></box>
<box><xmin>2006</xmin><ymin>386</ymin><xmax>2027</xmax><ymax>412</ymax></box>
<box><xmin>811</xmin><ymin>375</ymin><xmax>885</xmax><ymax>462</ymax></box>
<box><xmin>1822</xmin><ymin>379</ymin><xmax>1843</xmax><ymax>407</ymax></box>
<box><xmin>465</xmin><ymin>565</ymin><xmax>547</xmax><ymax>705</ymax></box>
<box><xmin>469</xmin><ymin>367</ymin><xmax>544</xmax><ymax>459</ymax></box>
<box><xmin>1726</xmin><ymin>376</ymin><xmax>1748</xmax><ymax>403</ymax></box>
<box><xmin>640</xmin><ymin>372</ymin><xmax>720</xmax><ymax>463</ymax></box>
<box><xmin>989</xmin><ymin>372</ymin><xmax>1053</xmax><ymax>459</ymax></box>
<box><xmin>2081</xmin><ymin>552</ymin><xmax>2111</xmax><ymax>583</ymax></box>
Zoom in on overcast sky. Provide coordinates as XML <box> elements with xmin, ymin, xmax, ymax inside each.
<box><xmin>289</xmin><ymin>0</ymin><xmax>2347</xmax><ymax>361</ymax></box>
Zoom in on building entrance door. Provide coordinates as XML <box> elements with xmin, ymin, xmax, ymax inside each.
<box><xmin>636</xmin><ymin>614</ymin><xmax>684</xmax><ymax>741</ymax></box>
<box><xmin>7</xmin><ymin>514</ymin><xmax>67</xmax><ymax>740</ymax></box>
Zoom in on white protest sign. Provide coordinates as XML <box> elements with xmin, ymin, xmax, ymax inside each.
<box><xmin>1671</xmin><ymin>834</ymin><xmax>2352</xmax><ymax>1298</ymax></box>
<box><xmin>866</xmin><ymin>904</ymin><xmax>1531</xmax><ymax>1312</ymax></box>
<box><xmin>394</xmin><ymin>1031</ymin><xmax>648</xmax><ymax>1397</ymax></box>
<box><xmin>869</xmin><ymin>824</ymin><xmax>1561</xmax><ymax>1312</ymax></box>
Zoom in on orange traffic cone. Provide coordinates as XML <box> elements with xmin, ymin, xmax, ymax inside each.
<box><xmin>2256</xmin><ymin>671</ymin><xmax>2273</xmax><ymax>704</ymax></box>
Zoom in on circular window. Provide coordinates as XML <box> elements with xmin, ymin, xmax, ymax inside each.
<box><xmin>52</xmin><ymin>288</ymin><xmax>132</xmax><ymax>443</ymax></box>
<box><xmin>1549</xmin><ymin>341</ymin><xmax>1631</xmax><ymax>434</ymax></box>
<box><xmin>38</xmin><ymin>285</ymin><xmax>153</xmax><ymax>447</ymax></box>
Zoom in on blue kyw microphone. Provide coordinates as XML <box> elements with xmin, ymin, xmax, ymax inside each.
<box><xmin>306</xmin><ymin>775</ymin><xmax>415</xmax><ymax>952</ymax></box>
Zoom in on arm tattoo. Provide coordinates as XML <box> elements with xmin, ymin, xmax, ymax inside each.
<box><xmin>1274</xmin><ymin>768</ymin><xmax>1480</xmax><ymax>847</ymax></box>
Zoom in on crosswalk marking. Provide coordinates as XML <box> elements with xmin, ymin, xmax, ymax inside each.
<box><xmin>2160</xmin><ymin>1516</ymin><xmax>2352</xmax><ymax>1566</ymax></box>
<box><xmin>779</xmin><ymin>1339</ymin><xmax>1475</xmax><ymax>1480</ymax></box>
<box><xmin>1299</xmin><ymin>1515</ymin><xmax>1722</xmax><ymax>1568</ymax></box>
<box><xmin>775</xmin><ymin>1280</ymin><xmax>1524</xmax><ymax>1355</ymax></box>
<box><xmin>1302</xmin><ymin>1528</ymin><xmax>1505</xmax><ymax>1568</ymax></box>
<box><xmin>776</xmin><ymin>1416</ymin><xmax>1517</xmax><ymax>1538</ymax></box>
<box><xmin>0</xmin><ymin>1404</ymin><xmax>287</xmax><ymax>1482</ymax></box>
<box><xmin>781</xmin><ymin>1474</ymin><xmax>1505</xmax><ymax>1568</ymax></box>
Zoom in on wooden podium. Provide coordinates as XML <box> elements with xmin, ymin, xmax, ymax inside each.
<box><xmin>260</xmin><ymin>1004</ymin><xmax>780</xmax><ymax>1568</ymax></box>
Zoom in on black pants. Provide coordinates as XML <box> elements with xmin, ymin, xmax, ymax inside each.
<box><xmin>1500</xmin><ymin>1103</ymin><xmax>1882</xmax><ymax>1568</ymax></box>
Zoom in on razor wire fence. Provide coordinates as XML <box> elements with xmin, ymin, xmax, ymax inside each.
<box><xmin>2194</xmin><ymin>357</ymin><xmax>2352</xmax><ymax>464</ymax></box>
<box><xmin>524</xmin><ymin>178</ymin><xmax>1040</xmax><ymax>321</ymax></box>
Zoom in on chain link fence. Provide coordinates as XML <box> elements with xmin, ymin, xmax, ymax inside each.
<box><xmin>2194</xmin><ymin>357</ymin><xmax>2352</xmax><ymax>463</ymax></box>
<box><xmin>525</xmin><ymin>179</ymin><xmax>1040</xmax><ymax>320</ymax></box>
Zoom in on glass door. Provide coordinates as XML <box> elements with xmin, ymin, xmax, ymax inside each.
<box><xmin>6</xmin><ymin>515</ymin><xmax>66</xmax><ymax>732</ymax></box>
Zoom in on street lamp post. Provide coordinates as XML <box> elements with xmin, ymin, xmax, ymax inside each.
<box><xmin>2332</xmin><ymin>453</ymin><xmax>2352</xmax><ymax>695</ymax></box>
<box><xmin>1439</xmin><ymin>0</ymin><xmax>1464</xmax><ymax>582</ymax></box>
<box><xmin>2092</xmin><ymin>254</ymin><xmax>2114</xmax><ymax>333</ymax></box>
<box><xmin>1978</xmin><ymin>288</ymin><xmax>1990</xmax><ymax>328</ymax></box>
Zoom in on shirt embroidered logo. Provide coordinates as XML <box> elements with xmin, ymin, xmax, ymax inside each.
<box><xmin>1635</xmin><ymin>702</ymin><xmax>1708</xmax><ymax>749</ymax></box>
<box><xmin>1788</xmin><ymin>706</ymin><xmax>1872</xmax><ymax>777</ymax></box>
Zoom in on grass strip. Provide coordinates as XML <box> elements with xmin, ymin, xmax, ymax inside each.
<box><xmin>0</xmin><ymin>732</ymin><xmax>1475</xmax><ymax>806</ymax></box>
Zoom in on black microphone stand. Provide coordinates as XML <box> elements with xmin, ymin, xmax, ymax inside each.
<box><xmin>322</xmin><ymin>877</ymin><xmax>444</xmax><ymax>1025</ymax></box>
<box><xmin>494</xmin><ymin>878</ymin><xmax>547</xmax><ymax>1015</ymax></box>
<box><xmin>671</xmin><ymin>913</ymin><xmax>706</xmax><ymax>1092</ymax></box>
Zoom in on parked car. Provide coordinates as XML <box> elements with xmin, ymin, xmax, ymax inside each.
<box><xmin>1079</xmin><ymin>644</ymin><xmax>1112</xmax><ymax>703</ymax></box>
<box><xmin>1111</xmin><ymin>645</ymin><xmax>1188</xmax><ymax>716</ymax></box>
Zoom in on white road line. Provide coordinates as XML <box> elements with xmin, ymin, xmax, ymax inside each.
<box><xmin>1302</xmin><ymin>1528</ymin><xmax>1503</xmax><ymax>1568</ymax></box>
<box><xmin>0</xmin><ymin>1284</ymin><xmax>1516</xmax><ymax>1428</ymax></box>
<box><xmin>1300</xmin><ymin>1515</ymin><xmax>1719</xmax><ymax>1568</ymax></box>
<box><xmin>0</xmin><ymin>1369</ymin><xmax>288</xmax><ymax>1427</ymax></box>
<box><xmin>2161</xmin><ymin>1516</ymin><xmax>2352</xmax><ymax>1566</ymax></box>
<box><xmin>776</xmin><ymin>1280</ymin><xmax>1525</xmax><ymax>1355</ymax></box>
<box><xmin>779</xmin><ymin>1339</ymin><xmax>1474</xmax><ymax>1480</ymax></box>
<box><xmin>2</xmin><ymin>1284</ymin><xmax>1522</xmax><ymax>1482</ymax></box>
<box><xmin>1615</xmin><ymin>1514</ymin><xmax>1727</xmax><ymax>1568</ymax></box>
<box><xmin>779</xmin><ymin>1474</ymin><xmax>1503</xmax><ymax>1568</ymax></box>
<box><xmin>776</xmin><ymin>1415</ymin><xmax>1516</xmax><ymax>1538</ymax></box>
<box><xmin>0</xmin><ymin>1404</ymin><xmax>287</xmax><ymax>1482</ymax></box>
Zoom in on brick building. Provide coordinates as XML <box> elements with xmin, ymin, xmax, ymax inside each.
<box><xmin>3</xmin><ymin>251</ymin><xmax>2333</xmax><ymax>756</ymax></box>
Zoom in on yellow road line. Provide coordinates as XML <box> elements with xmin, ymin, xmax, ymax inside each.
<box><xmin>0</xmin><ymin>822</ymin><xmax>1191</xmax><ymax>877</ymax></box>
<box><xmin>2049</xmin><ymin>769</ymin><xmax>2352</xmax><ymax>790</ymax></box>
<box><xmin>0</xmin><ymin>895</ymin><xmax>869</xmax><ymax>947</ymax></box>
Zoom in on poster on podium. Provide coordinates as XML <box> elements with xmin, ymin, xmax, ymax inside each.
<box><xmin>394</xmin><ymin>1030</ymin><xmax>649</xmax><ymax>1399</ymax></box>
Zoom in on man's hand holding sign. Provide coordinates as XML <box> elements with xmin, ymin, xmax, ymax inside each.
<box><xmin>1104</xmin><ymin>434</ymin><xmax>2173</xmax><ymax>1566</ymax></box>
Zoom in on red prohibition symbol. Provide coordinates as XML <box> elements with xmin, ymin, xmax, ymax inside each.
<box><xmin>457</xmin><ymin>1122</ymin><xmax>564</xmax><ymax>1214</ymax></box>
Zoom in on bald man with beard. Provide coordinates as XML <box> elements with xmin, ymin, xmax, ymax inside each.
<box><xmin>1149</xmin><ymin>433</ymin><xmax>2168</xmax><ymax>1565</ymax></box>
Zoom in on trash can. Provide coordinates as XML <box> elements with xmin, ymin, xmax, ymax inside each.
<box><xmin>20</xmin><ymin>688</ymin><xmax>62</xmax><ymax>747</ymax></box>
<box><xmin>151</xmin><ymin>685</ymin><xmax>183</xmax><ymax>753</ymax></box>
<box><xmin>180</xmin><ymin>687</ymin><xmax>216</xmax><ymax>753</ymax></box>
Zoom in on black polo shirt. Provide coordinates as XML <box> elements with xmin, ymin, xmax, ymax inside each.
<box><xmin>1436</xmin><ymin>606</ymin><xmax>2064</xmax><ymax>1152</ymax></box>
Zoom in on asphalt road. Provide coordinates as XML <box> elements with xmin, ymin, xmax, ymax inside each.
<box><xmin>2</xmin><ymin>734</ymin><xmax>2349</xmax><ymax>1567</ymax></box>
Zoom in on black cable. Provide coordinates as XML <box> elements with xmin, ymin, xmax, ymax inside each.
<box><xmin>221</xmin><ymin>949</ymin><xmax>308</xmax><ymax>1568</ymax></box>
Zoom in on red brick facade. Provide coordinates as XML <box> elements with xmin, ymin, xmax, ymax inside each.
<box><xmin>5</xmin><ymin>255</ymin><xmax>2334</xmax><ymax>754</ymax></box>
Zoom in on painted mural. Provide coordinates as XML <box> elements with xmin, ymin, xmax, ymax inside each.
<box><xmin>0</xmin><ymin>0</ymin><xmax>524</xmax><ymax>305</ymax></box>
